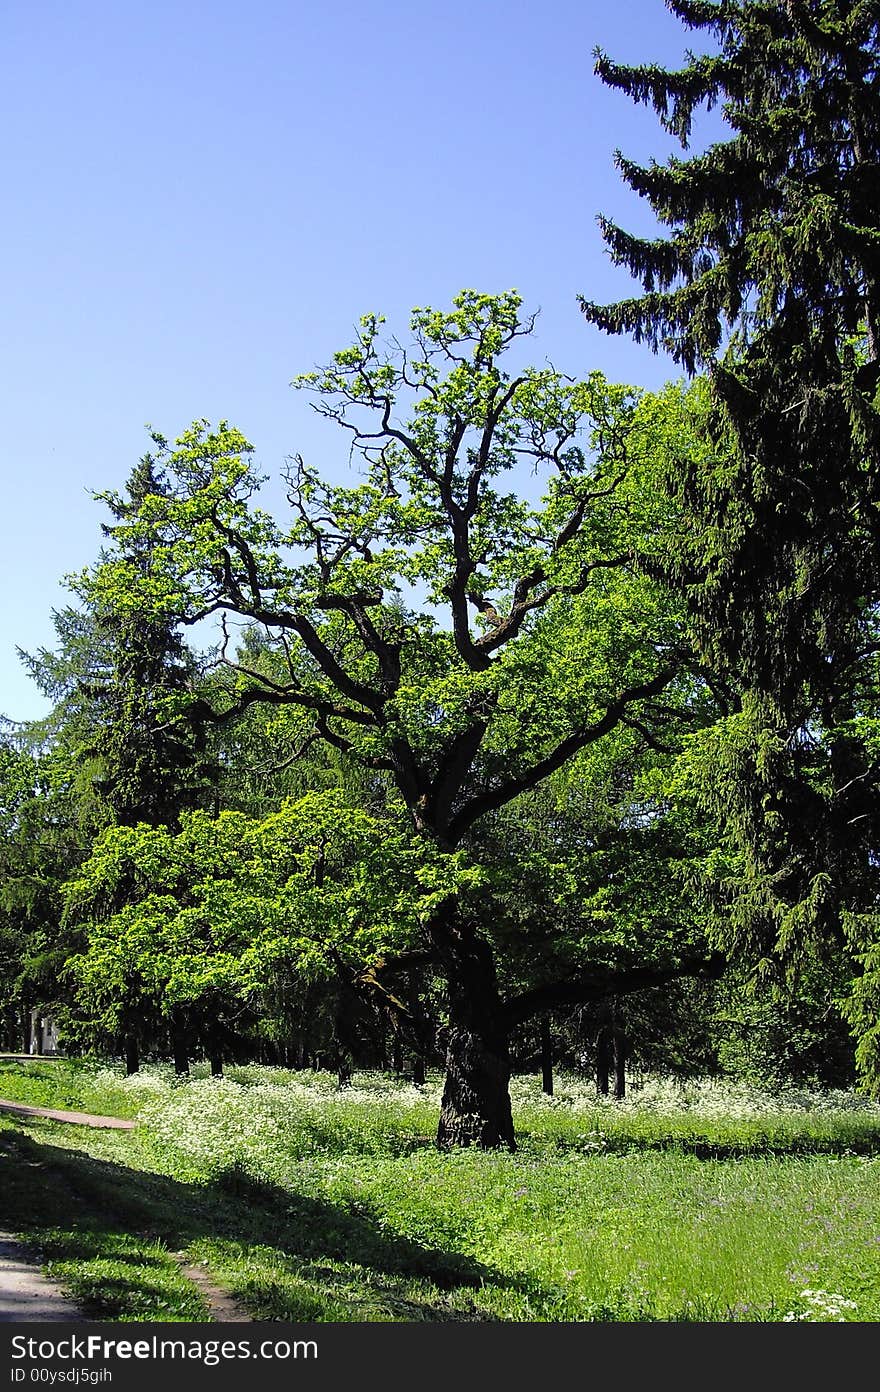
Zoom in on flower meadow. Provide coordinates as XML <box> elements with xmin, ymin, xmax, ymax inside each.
<box><xmin>2</xmin><ymin>1061</ymin><xmax>880</xmax><ymax>1322</ymax></box>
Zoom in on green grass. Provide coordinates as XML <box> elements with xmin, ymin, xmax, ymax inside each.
<box><xmin>0</xmin><ymin>1057</ymin><xmax>144</xmax><ymax>1119</ymax></box>
<box><xmin>0</xmin><ymin>1122</ymin><xmax>209</xmax><ymax>1321</ymax></box>
<box><xmin>2</xmin><ymin>1061</ymin><xmax>880</xmax><ymax>1322</ymax></box>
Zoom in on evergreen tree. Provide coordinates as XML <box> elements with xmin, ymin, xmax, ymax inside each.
<box><xmin>62</xmin><ymin>451</ymin><xmax>218</xmax><ymax>1070</ymax></box>
<box><xmin>583</xmin><ymin>0</ymin><xmax>879</xmax><ymax>698</ymax></box>
<box><xmin>582</xmin><ymin>1</ymin><xmax>880</xmax><ymax>1060</ymax></box>
<box><xmin>0</xmin><ymin>733</ymin><xmax>89</xmax><ymax>1053</ymax></box>
<box><xmin>77</xmin><ymin>448</ymin><xmax>215</xmax><ymax>829</ymax></box>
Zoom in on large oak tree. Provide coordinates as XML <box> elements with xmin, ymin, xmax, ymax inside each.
<box><xmin>81</xmin><ymin>292</ymin><xmax>721</xmax><ymax>1146</ymax></box>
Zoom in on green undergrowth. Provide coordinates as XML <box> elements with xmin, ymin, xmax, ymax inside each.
<box><xmin>2</xmin><ymin>1063</ymin><xmax>880</xmax><ymax>1322</ymax></box>
<box><xmin>0</xmin><ymin>1058</ymin><xmax>143</xmax><ymax>1119</ymax></box>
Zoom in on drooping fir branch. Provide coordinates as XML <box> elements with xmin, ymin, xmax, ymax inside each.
<box><xmin>584</xmin><ymin>0</ymin><xmax>880</xmax><ymax>371</ymax></box>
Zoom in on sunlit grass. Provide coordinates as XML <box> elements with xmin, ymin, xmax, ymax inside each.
<box><xmin>0</xmin><ymin>1057</ymin><xmax>144</xmax><ymax>1119</ymax></box>
<box><xmin>2</xmin><ymin>1062</ymin><xmax>879</xmax><ymax>1321</ymax></box>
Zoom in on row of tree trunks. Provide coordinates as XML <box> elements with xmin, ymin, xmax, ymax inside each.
<box><xmin>112</xmin><ymin>984</ymin><xmax>626</xmax><ymax>1134</ymax></box>
<box><xmin>537</xmin><ymin>1011</ymin><xmax>628</xmax><ymax>1100</ymax></box>
<box><xmin>595</xmin><ymin>1005</ymin><xmax>628</xmax><ymax>1100</ymax></box>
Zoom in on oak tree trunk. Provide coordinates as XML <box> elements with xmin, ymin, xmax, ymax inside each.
<box><xmin>436</xmin><ymin>926</ymin><xmax>515</xmax><ymax>1151</ymax></box>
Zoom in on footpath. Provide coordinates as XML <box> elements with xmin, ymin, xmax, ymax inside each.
<box><xmin>0</xmin><ymin>1066</ymin><xmax>247</xmax><ymax>1322</ymax></box>
<box><xmin>0</xmin><ymin>1100</ymin><xmax>135</xmax><ymax>1130</ymax></box>
<box><xmin>0</xmin><ymin>1077</ymin><xmax>127</xmax><ymax>1321</ymax></box>
<box><xmin>0</xmin><ymin>1234</ymin><xmax>83</xmax><ymax>1322</ymax></box>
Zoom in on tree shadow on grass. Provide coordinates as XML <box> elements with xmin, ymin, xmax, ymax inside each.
<box><xmin>0</xmin><ymin>1125</ymin><xmax>527</xmax><ymax>1322</ymax></box>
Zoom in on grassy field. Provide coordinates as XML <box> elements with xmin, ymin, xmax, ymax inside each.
<box><xmin>1</xmin><ymin>1059</ymin><xmax>879</xmax><ymax>1322</ymax></box>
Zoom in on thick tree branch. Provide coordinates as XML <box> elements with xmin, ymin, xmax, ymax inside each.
<box><xmin>290</xmin><ymin>615</ymin><xmax>385</xmax><ymax>714</ymax></box>
<box><xmin>445</xmin><ymin>665</ymin><xmax>679</xmax><ymax>845</ymax></box>
<box><xmin>317</xmin><ymin>595</ymin><xmax>402</xmax><ymax>696</ymax></box>
<box><xmin>424</xmin><ymin>710</ymin><xmax>496</xmax><ymax>833</ymax></box>
<box><xmin>472</xmin><ymin>554</ymin><xmax>629</xmax><ymax>657</ymax></box>
<box><xmin>502</xmin><ymin>950</ymin><xmax>727</xmax><ymax>1029</ymax></box>
<box><xmin>213</xmin><ymin>646</ymin><xmax>377</xmax><ymax>728</ymax></box>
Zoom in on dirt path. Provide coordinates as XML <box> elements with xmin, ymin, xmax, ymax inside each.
<box><xmin>0</xmin><ymin>1234</ymin><xmax>83</xmax><ymax>1322</ymax></box>
<box><xmin>0</xmin><ymin>1055</ymin><xmax>67</xmax><ymax>1064</ymax></box>
<box><xmin>0</xmin><ymin>1100</ymin><xmax>136</xmax><ymax>1130</ymax></box>
<box><xmin>170</xmin><ymin>1255</ymin><xmax>252</xmax><ymax>1322</ymax></box>
<box><xmin>0</xmin><ymin>1088</ymin><xmax>249</xmax><ymax>1321</ymax></box>
<box><xmin>0</xmin><ymin>1234</ymin><xmax>250</xmax><ymax>1323</ymax></box>
<box><xmin>0</xmin><ymin>1235</ymin><xmax>251</xmax><ymax>1324</ymax></box>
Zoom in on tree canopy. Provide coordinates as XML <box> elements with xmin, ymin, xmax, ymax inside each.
<box><xmin>62</xmin><ymin>291</ymin><xmax>724</xmax><ymax>1145</ymax></box>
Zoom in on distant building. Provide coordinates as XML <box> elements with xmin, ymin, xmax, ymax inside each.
<box><xmin>29</xmin><ymin>1012</ymin><xmax>61</xmax><ymax>1055</ymax></box>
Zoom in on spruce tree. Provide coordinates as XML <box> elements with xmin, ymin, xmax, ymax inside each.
<box><xmin>583</xmin><ymin>0</ymin><xmax>879</xmax><ymax>700</ymax></box>
<box><xmin>582</xmin><ymin>3</ymin><xmax>880</xmax><ymax>1020</ymax></box>
<box><xmin>585</xmin><ymin>0</ymin><xmax>879</xmax><ymax>371</ymax></box>
<box><xmin>73</xmin><ymin>450</ymin><xmax>217</xmax><ymax>1071</ymax></box>
<box><xmin>82</xmin><ymin>449</ymin><xmax>214</xmax><ymax>829</ymax></box>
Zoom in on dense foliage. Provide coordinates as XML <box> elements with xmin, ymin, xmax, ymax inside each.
<box><xmin>583</xmin><ymin>0</ymin><xmax>880</xmax><ymax>1078</ymax></box>
<box><xmin>1</xmin><ymin>3</ymin><xmax>878</xmax><ymax>1143</ymax></box>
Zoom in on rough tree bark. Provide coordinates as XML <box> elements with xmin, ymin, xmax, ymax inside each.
<box><xmin>435</xmin><ymin>918</ymin><xmax>516</xmax><ymax>1151</ymax></box>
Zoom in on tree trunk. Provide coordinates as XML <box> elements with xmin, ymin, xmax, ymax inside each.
<box><xmin>596</xmin><ymin>1001</ymin><xmax>618</xmax><ymax>1096</ymax></box>
<box><xmin>540</xmin><ymin>1016</ymin><xmax>553</xmax><ymax>1096</ymax></box>
<box><xmin>436</xmin><ymin>924</ymin><xmax>515</xmax><ymax>1151</ymax></box>
<box><xmin>411</xmin><ymin>1052</ymin><xmax>426</xmax><ymax>1086</ymax></box>
<box><xmin>210</xmin><ymin>1053</ymin><xmax>223</xmax><ymax>1077</ymax></box>
<box><xmin>124</xmin><ymin>1034</ymin><xmax>140</xmax><ymax>1076</ymax></box>
<box><xmin>613</xmin><ymin>1032</ymin><xmax>626</xmax><ymax>1100</ymax></box>
<box><xmin>596</xmin><ymin>1029</ymin><xmax>611</xmax><ymax>1096</ymax></box>
<box><xmin>171</xmin><ymin>1023</ymin><xmax>189</xmax><ymax>1076</ymax></box>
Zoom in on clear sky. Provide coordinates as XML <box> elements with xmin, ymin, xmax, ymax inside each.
<box><xmin>1</xmin><ymin>0</ymin><xmax>718</xmax><ymax>723</ymax></box>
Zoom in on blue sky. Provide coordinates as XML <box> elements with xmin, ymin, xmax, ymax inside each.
<box><xmin>2</xmin><ymin>0</ymin><xmax>717</xmax><ymax>723</ymax></box>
